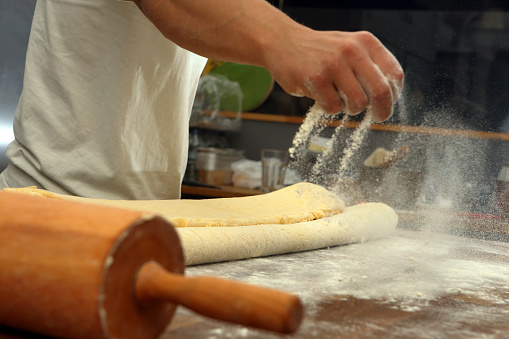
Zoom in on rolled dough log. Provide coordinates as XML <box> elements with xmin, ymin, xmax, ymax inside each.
<box><xmin>4</xmin><ymin>183</ymin><xmax>397</xmax><ymax>266</ymax></box>
<box><xmin>4</xmin><ymin>183</ymin><xmax>344</xmax><ymax>228</ymax></box>
<box><xmin>178</xmin><ymin>202</ymin><xmax>397</xmax><ymax>265</ymax></box>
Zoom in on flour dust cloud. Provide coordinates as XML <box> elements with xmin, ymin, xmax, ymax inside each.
<box><xmin>289</xmin><ymin>88</ymin><xmax>503</xmax><ymax>238</ymax></box>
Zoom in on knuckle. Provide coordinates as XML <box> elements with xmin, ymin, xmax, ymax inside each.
<box><xmin>390</xmin><ymin>66</ymin><xmax>405</xmax><ymax>84</ymax></box>
<box><xmin>306</xmin><ymin>73</ymin><xmax>329</xmax><ymax>94</ymax></box>
<box><xmin>338</xmin><ymin>40</ymin><xmax>362</xmax><ymax>59</ymax></box>
<box><xmin>395</xmin><ymin>67</ymin><xmax>405</xmax><ymax>81</ymax></box>
<box><xmin>354</xmin><ymin>30</ymin><xmax>378</xmax><ymax>44</ymax></box>
<box><xmin>371</xmin><ymin>83</ymin><xmax>392</xmax><ymax>102</ymax></box>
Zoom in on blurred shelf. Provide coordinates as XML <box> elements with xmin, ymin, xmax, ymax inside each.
<box><xmin>238</xmin><ymin>112</ymin><xmax>509</xmax><ymax>141</ymax></box>
<box><xmin>181</xmin><ymin>184</ymin><xmax>261</xmax><ymax>199</ymax></box>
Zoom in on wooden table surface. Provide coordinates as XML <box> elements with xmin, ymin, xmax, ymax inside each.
<box><xmin>1</xmin><ymin>218</ymin><xmax>508</xmax><ymax>339</ymax></box>
<box><xmin>162</xmin><ymin>227</ymin><xmax>509</xmax><ymax>339</ymax></box>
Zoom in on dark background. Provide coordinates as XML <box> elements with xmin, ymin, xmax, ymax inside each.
<box><xmin>269</xmin><ymin>0</ymin><xmax>509</xmax><ymax>11</ymax></box>
<box><xmin>257</xmin><ymin>1</ymin><xmax>509</xmax><ymax>133</ymax></box>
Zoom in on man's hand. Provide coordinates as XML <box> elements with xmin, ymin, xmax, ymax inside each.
<box><xmin>263</xmin><ymin>28</ymin><xmax>404</xmax><ymax>122</ymax></box>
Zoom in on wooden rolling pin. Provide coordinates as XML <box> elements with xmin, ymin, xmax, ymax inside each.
<box><xmin>0</xmin><ymin>191</ymin><xmax>303</xmax><ymax>339</ymax></box>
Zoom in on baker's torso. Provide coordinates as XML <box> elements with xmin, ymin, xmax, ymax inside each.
<box><xmin>2</xmin><ymin>0</ymin><xmax>206</xmax><ymax>199</ymax></box>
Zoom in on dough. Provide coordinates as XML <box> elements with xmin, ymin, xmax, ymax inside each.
<box><xmin>4</xmin><ymin>182</ymin><xmax>345</xmax><ymax>228</ymax></box>
<box><xmin>178</xmin><ymin>202</ymin><xmax>397</xmax><ymax>265</ymax></box>
<box><xmin>4</xmin><ymin>183</ymin><xmax>397</xmax><ymax>266</ymax></box>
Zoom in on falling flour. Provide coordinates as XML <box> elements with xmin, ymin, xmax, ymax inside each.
<box><xmin>306</xmin><ymin>114</ymin><xmax>349</xmax><ymax>184</ymax></box>
<box><xmin>331</xmin><ymin>111</ymin><xmax>372</xmax><ymax>187</ymax></box>
<box><xmin>288</xmin><ymin>103</ymin><xmax>327</xmax><ymax>169</ymax></box>
<box><xmin>289</xmin><ymin>103</ymin><xmax>373</xmax><ymax>189</ymax></box>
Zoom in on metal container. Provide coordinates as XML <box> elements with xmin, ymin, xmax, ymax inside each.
<box><xmin>197</xmin><ymin>148</ymin><xmax>245</xmax><ymax>186</ymax></box>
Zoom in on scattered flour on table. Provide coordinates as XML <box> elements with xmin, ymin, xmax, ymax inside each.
<box><xmin>188</xmin><ymin>231</ymin><xmax>509</xmax><ymax>304</ymax></box>
<box><xmin>184</xmin><ymin>230</ymin><xmax>509</xmax><ymax>338</ymax></box>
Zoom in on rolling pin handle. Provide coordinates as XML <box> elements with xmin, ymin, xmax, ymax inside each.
<box><xmin>135</xmin><ymin>261</ymin><xmax>303</xmax><ymax>334</ymax></box>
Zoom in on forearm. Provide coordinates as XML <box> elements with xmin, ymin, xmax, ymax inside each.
<box><xmin>129</xmin><ymin>0</ymin><xmax>404</xmax><ymax>121</ymax></box>
<box><xmin>130</xmin><ymin>0</ymin><xmax>301</xmax><ymax>68</ymax></box>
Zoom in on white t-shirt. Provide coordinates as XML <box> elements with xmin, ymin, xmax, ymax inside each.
<box><xmin>0</xmin><ymin>0</ymin><xmax>207</xmax><ymax>199</ymax></box>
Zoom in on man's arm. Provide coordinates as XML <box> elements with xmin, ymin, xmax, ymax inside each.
<box><xmin>129</xmin><ymin>0</ymin><xmax>404</xmax><ymax>122</ymax></box>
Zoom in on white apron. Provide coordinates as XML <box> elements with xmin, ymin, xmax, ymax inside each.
<box><xmin>1</xmin><ymin>0</ymin><xmax>206</xmax><ymax>199</ymax></box>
